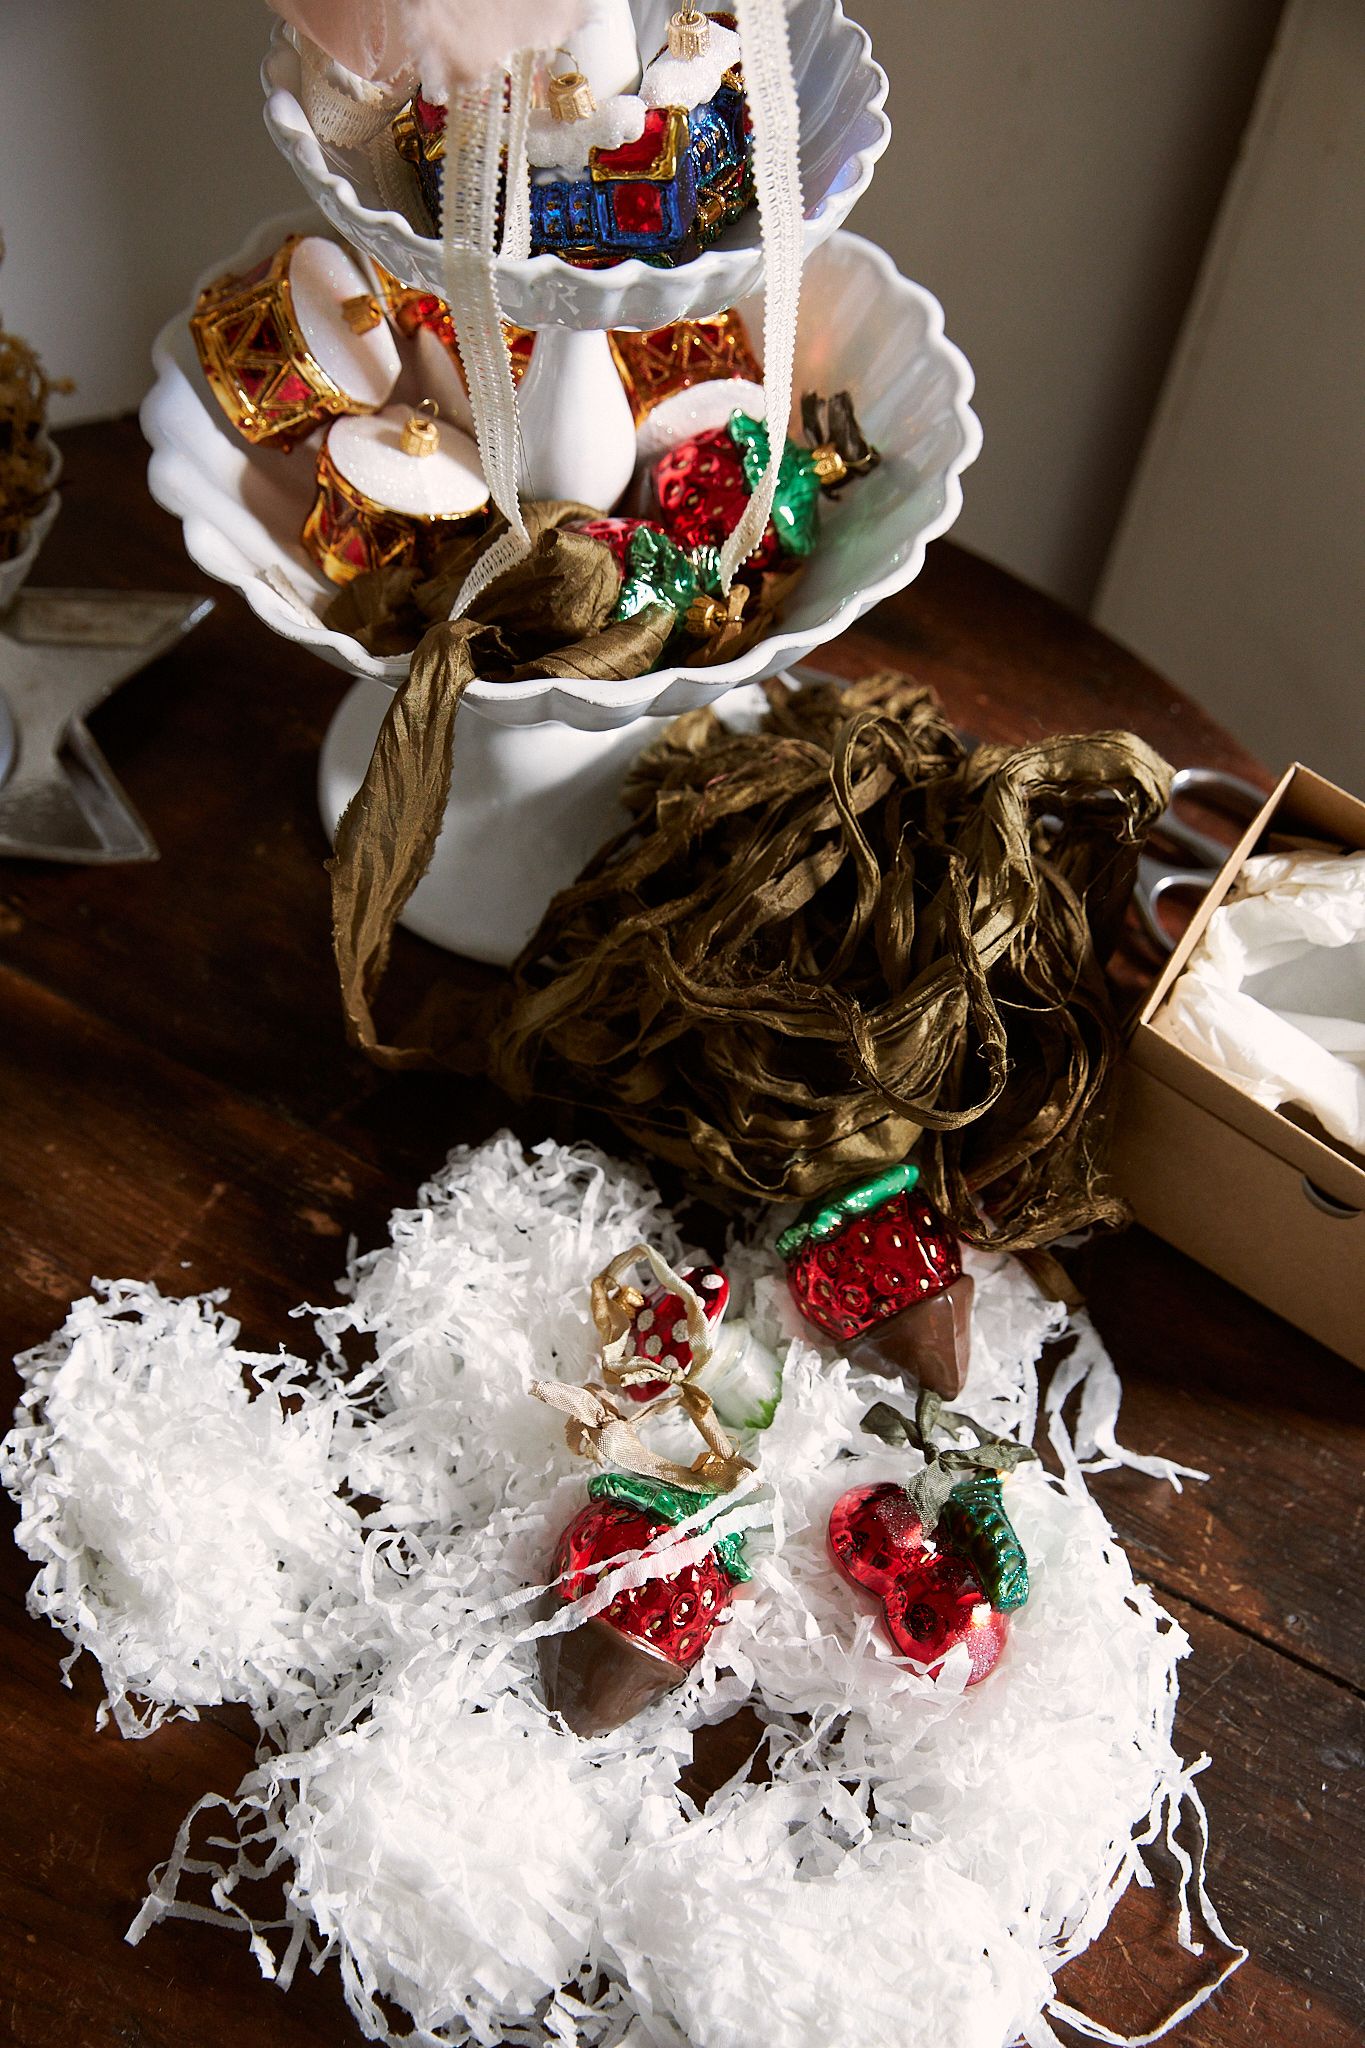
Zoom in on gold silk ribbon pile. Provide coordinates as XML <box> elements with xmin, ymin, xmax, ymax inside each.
<box><xmin>492</xmin><ymin>672</ymin><xmax>1171</xmax><ymax>1247</ymax></box>
<box><xmin>330</xmin><ymin>667</ymin><xmax>1171</xmax><ymax>1249</ymax></box>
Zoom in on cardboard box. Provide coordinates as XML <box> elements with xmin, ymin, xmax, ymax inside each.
<box><xmin>1112</xmin><ymin>764</ymin><xmax>1365</xmax><ymax>1367</ymax></box>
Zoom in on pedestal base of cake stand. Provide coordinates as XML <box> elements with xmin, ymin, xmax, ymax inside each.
<box><xmin>317</xmin><ymin>675</ymin><xmax>651</xmax><ymax>966</ymax></box>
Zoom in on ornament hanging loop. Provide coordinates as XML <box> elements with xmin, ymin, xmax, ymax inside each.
<box><xmin>399</xmin><ymin>397</ymin><xmax>441</xmax><ymax>457</ymax></box>
<box><xmin>530</xmin><ymin>1376</ymin><xmax>752</xmax><ymax>1493</ymax></box>
<box><xmin>548</xmin><ymin>68</ymin><xmax>597</xmax><ymax>122</ymax></box>
<box><xmin>668</xmin><ymin>7</ymin><xmax>711</xmax><ymax>59</ymax></box>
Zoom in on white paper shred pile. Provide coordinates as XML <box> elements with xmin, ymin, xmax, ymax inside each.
<box><xmin>2</xmin><ymin>1134</ymin><xmax>1245</xmax><ymax>2048</ymax></box>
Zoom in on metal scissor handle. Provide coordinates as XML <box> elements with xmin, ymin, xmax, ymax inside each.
<box><xmin>1136</xmin><ymin>766</ymin><xmax>1269</xmax><ymax>954</ymax></box>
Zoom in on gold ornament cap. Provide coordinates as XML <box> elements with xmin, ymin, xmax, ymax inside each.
<box><xmin>549</xmin><ymin>69</ymin><xmax>597</xmax><ymax>122</ymax></box>
<box><xmin>668</xmin><ymin>8</ymin><xmax>711</xmax><ymax>59</ymax></box>
<box><xmin>400</xmin><ymin>398</ymin><xmax>441</xmax><ymax>458</ymax></box>
<box><xmin>686</xmin><ymin>581</ymin><xmax>748</xmax><ymax>650</ymax></box>
<box><xmin>342</xmin><ymin>293</ymin><xmax>384</xmax><ymax>334</ymax></box>
<box><xmin>811</xmin><ymin>441</ymin><xmax>851</xmax><ymax>489</ymax></box>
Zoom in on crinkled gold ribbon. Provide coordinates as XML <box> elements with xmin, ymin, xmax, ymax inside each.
<box><xmin>491</xmin><ymin>672</ymin><xmax>1173</xmax><ymax>1248</ymax></box>
<box><xmin>530</xmin><ymin>1377</ymin><xmax>752</xmax><ymax>1495</ymax></box>
<box><xmin>326</xmin><ymin>501</ymin><xmax>674</xmax><ymax>1063</ymax></box>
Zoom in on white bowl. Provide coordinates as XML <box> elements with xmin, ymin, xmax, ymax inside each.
<box><xmin>141</xmin><ymin>210</ymin><xmax>980</xmax><ymax>736</ymax></box>
<box><xmin>260</xmin><ymin>0</ymin><xmax>890</xmax><ymax>332</ymax></box>
<box><xmin>0</xmin><ymin>440</ymin><xmax>61</xmax><ymax>614</ymax></box>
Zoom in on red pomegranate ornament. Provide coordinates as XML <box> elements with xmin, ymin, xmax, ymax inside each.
<box><xmin>539</xmin><ymin>1471</ymin><xmax>751</xmax><ymax>1737</ymax></box>
<box><xmin>776</xmin><ymin>1163</ymin><xmax>974</xmax><ymax>1397</ymax></box>
<box><xmin>827</xmin><ymin>1394</ymin><xmax>1036</xmax><ymax>1685</ymax></box>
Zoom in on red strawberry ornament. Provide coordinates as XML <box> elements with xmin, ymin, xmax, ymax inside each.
<box><xmin>539</xmin><ymin>1472</ymin><xmax>751</xmax><ymax>1737</ymax></box>
<box><xmin>777</xmin><ymin>1164</ymin><xmax>974</xmax><ymax>1397</ymax></box>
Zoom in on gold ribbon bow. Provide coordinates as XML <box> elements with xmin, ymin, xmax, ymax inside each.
<box><xmin>529</xmin><ymin>1376</ymin><xmax>751</xmax><ymax>1494</ymax></box>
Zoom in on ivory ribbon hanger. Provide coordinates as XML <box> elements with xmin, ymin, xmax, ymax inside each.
<box><xmin>532</xmin><ymin>1244</ymin><xmax>751</xmax><ymax>1492</ymax></box>
<box><xmin>720</xmin><ymin>0</ymin><xmax>805</xmax><ymax>592</ymax></box>
<box><xmin>590</xmin><ymin>1242</ymin><xmax>714</xmax><ymax>1391</ymax></box>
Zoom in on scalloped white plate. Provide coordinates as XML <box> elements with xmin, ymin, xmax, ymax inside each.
<box><xmin>261</xmin><ymin>0</ymin><xmax>890</xmax><ymax>332</ymax></box>
<box><xmin>141</xmin><ymin>211</ymin><xmax>980</xmax><ymax>738</ymax></box>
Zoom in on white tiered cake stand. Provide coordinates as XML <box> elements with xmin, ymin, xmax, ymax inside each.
<box><xmin>143</xmin><ymin>4</ymin><xmax>977</xmax><ymax>964</ymax></box>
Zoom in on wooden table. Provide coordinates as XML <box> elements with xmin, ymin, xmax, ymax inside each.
<box><xmin>1</xmin><ymin>418</ymin><xmax>1361</xmax><ymax>2048</ymax></box>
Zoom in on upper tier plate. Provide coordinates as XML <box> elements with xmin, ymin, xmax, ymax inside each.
<box><xmin>261</xmin><ymin>0</ymin><xmax>890</xmax><ymax>331</ymax></box>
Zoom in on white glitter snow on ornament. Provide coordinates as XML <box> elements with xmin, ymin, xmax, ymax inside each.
<box><xmin>527</xmin><ymin>93</ymin><xmax>648</xmax><ymax>176</ymax></box>
<box><xmin>641</xmin><ymin>20</ymin><xmax>743</xmax><ymax>111</ymax></box>
<box><xmin>286</xmin><ymin>235</ymin><xmax>400</xmax><ymax>409</ymax></box>
<box><xmin>325</xmin><ymin>404</ymin><xmax>489</xmax><ymax>518</ymax></box>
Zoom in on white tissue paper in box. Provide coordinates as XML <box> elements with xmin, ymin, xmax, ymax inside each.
<box><xmin>1160</xmin><ymin>849</ymin><xmax>1365</xmax><ymax>1153</ymax></box>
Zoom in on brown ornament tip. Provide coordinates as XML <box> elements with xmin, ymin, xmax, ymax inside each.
<box><xmin>854</xmin><ymin>1272</ymin><xmax>974</xmax><ymax>1398</ymax></box>
<box><xmin>539</xmin><ymin>1615</ymin><xmax>688</xmax><ymax>1738</ymax></box>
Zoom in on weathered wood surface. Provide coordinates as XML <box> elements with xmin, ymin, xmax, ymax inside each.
<box><xmin>0</xmin><ymin>418</ymin><xmax>1359</xmax><ymax>2048</ymax></box>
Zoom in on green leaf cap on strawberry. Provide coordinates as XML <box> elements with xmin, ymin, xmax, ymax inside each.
<box><xmin>588</xmin><ymin>1470</ymin><xmax>752</xmax><ymax>1584</ymax></box>
<box><xmin>775</xmin><ymin>1163</ymin><xmax>921</xmax><ymax>1259</ymax></box>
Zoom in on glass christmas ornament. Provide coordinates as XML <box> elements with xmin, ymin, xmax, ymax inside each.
<box><xmin>387</xmin><ymin>9</ymin><xmax>754</xmax><ymax>269</ymax></box>
<box><xmin>827</xmin><ymin>1480</ymin><xmax>924</xmax><ymax>1598</ymax></box>
<box><xmin>618</xmin><ymin>1261</ymin><xmax>730</xmax><ymax>1401</ymax></box>
<box><xmin>539</xmin><ymin>1470</ymin><xmax>750</xmax><ymax>1736</ymax></box>
<box><xmin>607</xmin><ymin>309</ymin><xmax>765</xmax><ymax>459</ymax></box>
<box><xmin>652</xmin><ymin>393</ymin><xmax>877</xmax><ymax>571</ymax></box>
<box><xmin>777</xmin><ymin>1164</ymin><xmax>975</xmax><ymax>1398</ymax></box>
<box><xmin>189</xmin><ymin>233</ymin><xmax>400</xmax><ymax>451</ymax></box>
<box><xmin>881</xmin><ymin>1548</ymin><xmax>1008</xmax><ymax>1683</ymax></box>
<box><xmin>302</xmin><ymin>402</ymin><xmax>489</xmax><ymax>584</ymax></box>
<box><xmin>829</xmin><ymin>1479</ymin><xmax>1011</xmax><ymax>1685</ymax></box>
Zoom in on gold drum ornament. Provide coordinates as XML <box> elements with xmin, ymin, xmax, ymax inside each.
<box><xmin>302</xmin><ymin>402</ymin><xmax>491</xmax><ymax>586</ymax></box>
<box><xmin>189</xmin><ymin>234</ymin><xmax>400</xmax><ymax>452</ymax></box>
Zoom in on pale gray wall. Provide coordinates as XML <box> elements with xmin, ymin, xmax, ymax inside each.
<box><xmin>851</xmin><ymin>0</ymin><xmax>1282</xmax><ymax>608</ymax></box>
<box><xmin>1096</xmin><ymin>0</ymin><xmax>1365</xmax><ymax>790</ymax></box>
<box><xmin>1</xmin><ymin>1</ymin><xmax>299</xmax><ymax>423</ymax></box>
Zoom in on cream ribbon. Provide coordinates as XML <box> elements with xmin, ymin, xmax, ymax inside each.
<box><xmin>530</xmin><ymin>1376</ymin><xmax>752</xmax><ymax>1493</ymax></box>
<box><xmin>439</xmin><ymin>67</ymin><xmax>534</xmax><ymax>617</ymax></box>
<box><xmin>590</xmin><ymin>1242</ymin><xmax>714</xmax><ymax>1390</ymax></box>
<box><xmin>719</xmin><ymin>0</ymin><xmax>805</xmax><ymax>591</ymax></box>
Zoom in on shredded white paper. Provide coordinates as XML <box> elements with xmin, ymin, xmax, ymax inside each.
<box><xmin>2</xmin><ymin>1134</ymin><xmax>1245</xmax><ymax>2048</ymax></box>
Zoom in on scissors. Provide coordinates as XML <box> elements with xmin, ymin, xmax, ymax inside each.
<box><xmin>1135</xmin><ymin>765</ymin><xmax>1267</xmax><ymax>955</ymax></box>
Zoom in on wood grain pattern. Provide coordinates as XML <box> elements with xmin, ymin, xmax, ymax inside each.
<box><xmin>0</xmin><ymin>419</ymin><xmax>1359</xmax><ymax>2048</ymax></box>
